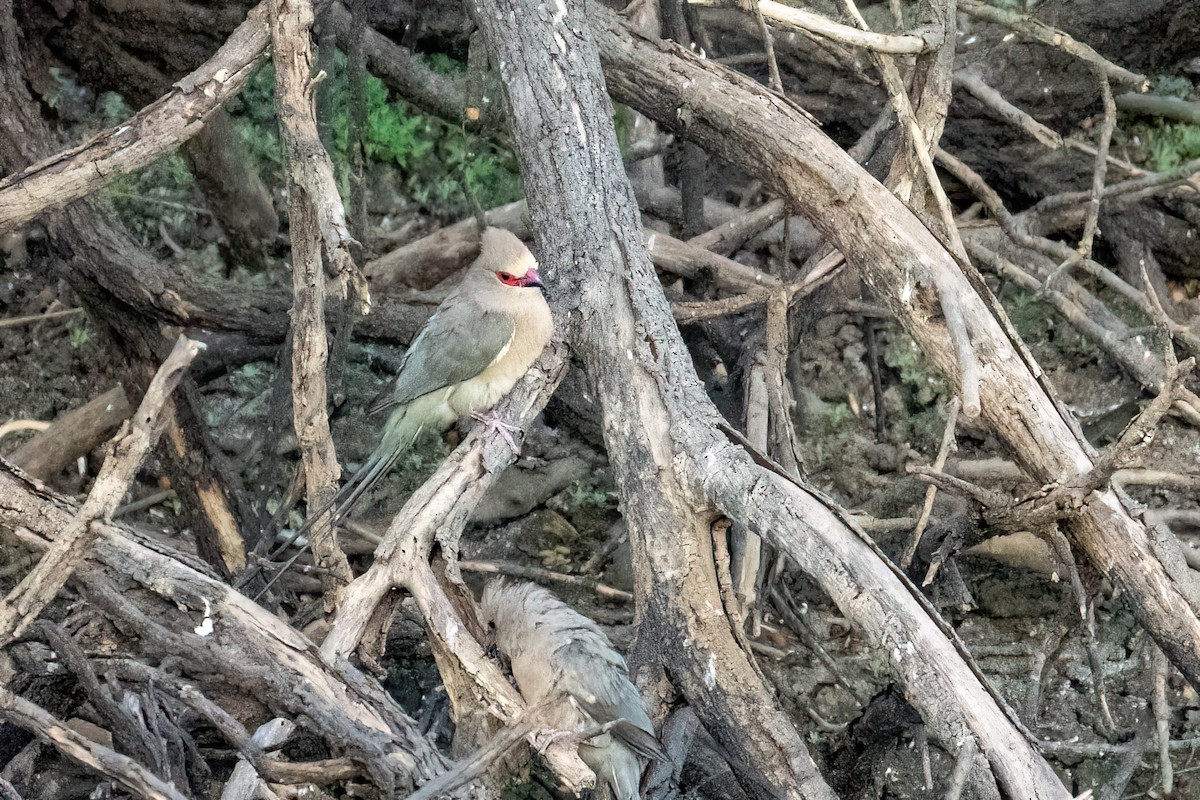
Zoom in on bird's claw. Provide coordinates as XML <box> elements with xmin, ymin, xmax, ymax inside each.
<box><xmin>472</xmin><ymin>409</ymin><xmax>522</xmax><ymax>452</ymax></box>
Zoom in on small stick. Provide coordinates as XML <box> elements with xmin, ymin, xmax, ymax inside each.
<box><xmin>956</xmin><ymin>1</ymin><xmax>1146</xmax><ymax>86</ymax></box>
<box><xmin>0</xmin><ymin>307</ymin><xmax>84</xmax><ymax>329</ymax></box>
<box><xmin>915</xmin><ymin>724</ymin><xmax>933</xmax><ymax>792</ymax></box>
<box><xmin>944</xmin><ymin>737</ymin><xmax>979</xmax><ymax>800</ymax></box>
<box><xmin>746</xmin><ymin>1</ymin><xmax>783</xmax><ymax>93</ymax></box>
<box><xmin>1077</xmin><ymin>70</ymin><xmax>1116</xmax><ymax>262</ymax></box>
<box><xmin>838</xmin><ymin>0</ymin><xmax>969</xmax><ymax>263</ymax></box>
<box><xmin>1152</xmin><ymin>647</ymin><xmax>1174</xmax><ymax>796</ymax></box>
<box><xmin>1083</xmin><ymin>600</ymin><xmax>1117</xmax><ymax>738</ymax></box>
<box><xmin>458</xmin><ymin>559</ymin><xmax>632</xmax><ymax>602</ymax></box>
<box><xmin>756</xmin><ymin>0</ymin><xmax>929</xmax><ymax>54</ymax></box>
<box><xmin>901</xmin><ymin>396</ymin><xmax>960</xmax><ymax>569</ymax></box>
<box><xmin>400</xmin><ymin>716</ymin><xmax>540</xmax><ymax>800</ymax></box>
<box><xmin>953</xmin><ymin>69</ymin><xmax>1062</xmax><ymax>149</ymax></box>
<box><xmin>580</xmin><ymin>521</ymin><xmax>628</xmax><ymax>575</ymax></box>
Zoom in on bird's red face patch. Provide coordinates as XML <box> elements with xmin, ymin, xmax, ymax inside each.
<box><xmin>496</xmin><ymin>268</ymin><xmax>543</xmax><ymax>288</ymax></box>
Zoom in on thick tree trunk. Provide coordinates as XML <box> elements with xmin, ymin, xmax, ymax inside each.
<box><xmin>470</xmin><ymin>1</ymin><xmax>1069</xmax><ymax>798</ymax></box>
<box><xmin>586</xmin><ymin>0</ymin><xmax>1200</xmax><ymax>692</ymax></box>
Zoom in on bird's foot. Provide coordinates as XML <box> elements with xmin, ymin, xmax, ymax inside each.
<box><xmin>472</xmin><ymin>409</ymin><xmax>522</xmax><ymax>452</ymax></box>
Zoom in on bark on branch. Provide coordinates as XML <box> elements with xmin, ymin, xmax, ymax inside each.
<box><xmin>0</xmin><ymin>2</ymin><xmax>270</xmax><ymax>234</ymax></box>
<box><xmin>587</xmin><ymin>0</ymin><xmax>1200</xmax><ymax>694</ymax></box>
<box><xmin>472</xmin><ymin>0</ymin><xmax>1070</xmax><ymax>798</ymax></box>
<box><xmin>270</xmin><ymin>0</ymin><xmax>355</xmax><ymax>606</ymax></box>
<box><xmin>0</xmin><ymin>462</ymin><xmax>452</xmax><ymax>797</ymax></box>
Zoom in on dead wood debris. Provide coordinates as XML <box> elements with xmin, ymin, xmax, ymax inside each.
<box><xmin>0</xmin><ymin>336</ymin><xmax>203</xmax><ymax>646</ymax></box>
<box><xmin>2</xmin><ymin>0</ymin><xmax>1200</xmax><ymax>797</ymax></box>
<box><xmin>270</xmin><ymin>0</ymin><xmax>356</xmax><ymax>608</ymax></box>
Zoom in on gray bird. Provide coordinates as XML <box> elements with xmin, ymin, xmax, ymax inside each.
<box><xmin>330</xmin><ymin>227</ymin><xmax>554</xmax><ymax>520</ymax></box>
<box><xmin>479</xmin><ymin>581</ymin><xmax>666</xmax><ymax>800</ymax></box>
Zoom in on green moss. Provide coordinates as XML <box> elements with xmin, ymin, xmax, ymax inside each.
<box><xmin>1115</xmin><ymin>76</ymin><xmax>1200</xmax><ymax>173</ymax></box>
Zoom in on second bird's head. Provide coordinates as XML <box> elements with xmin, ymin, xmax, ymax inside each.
<box><xmin>478</xmin><ymin>227</ymin><xmax>544</xmax><ymax>291</ymax></box>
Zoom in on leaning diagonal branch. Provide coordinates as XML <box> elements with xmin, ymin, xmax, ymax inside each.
<box><xmin>0</xmin><ymin>684</ymin><xmax>187</xmax><ymax>800</ymax></box>
<box><xmin>0</xmin><ymin>335</ymin><xmax>202</xmax><ymax>645</ymax></box>
<box><xmin>0</xmin><ymin>3</ymin><xmax>270</xmax><ymax>234</ymax></box>
<box><xmin>589</xmin><ymin>0</ymin><xmax>1200</xmax><ymax>697</ymax></box>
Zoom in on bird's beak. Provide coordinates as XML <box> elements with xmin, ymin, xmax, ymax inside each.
<box><xmin>519</xmin><ymin>268</ymin><xmax>544</xmax><ymax>289</ymax></box>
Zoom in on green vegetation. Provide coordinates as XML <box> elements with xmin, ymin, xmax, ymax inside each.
<box><xmin>98</xmin><ymin>93</ymin><xmax>202</xmax><ymax>251</ymax></box>
<box><xmin>1116</xmin><ymin>75</ymin><xmax>1200</xmax><ymax>173</ymax></box>
<box><xmin>68</xmin><ymin>321</ymin><xmax>92</xmax><ymax>350</ymax></box>
<box><xmin>1139</xmin><ymin>122</ymin><xmax>1200</xmax><ymax>173</ymax></box>
<box><xmin>232</xmin><ymin>54</ymin><xmax>522</xmax><ymax>221</ymax></box>
<box><xmin>882</xmin><ymin>333</ymin><xmax>947</xmax><ymax>407</ymax></box>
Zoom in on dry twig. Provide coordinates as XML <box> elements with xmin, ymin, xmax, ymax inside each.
<box><xmin>901</xmin><ymin>396</ymin><xmax>960</xmax><ymax>569</ymax></box>
<box><xmin>0</xmin><ymin>4</ymin><xmax>270</xmax><ymax>234</ymax></box>
<box><xmin>0</xmin><ymin>684</ymin><xmax>187</xmax><ymax>800</ymax></box>
<box><xmin>755</xmin><ymin>0</ymin><xmax>928</xmax><ymax>54</ymax></box>
<box><xmin>952</xmin><ymin>69</ymin><xmax>1062</xmax><ymax>149</ymax></box>
<box><xmin>957</xmin><ymin>1</ymin><xmax>1146</xmax><ymax>86</ymax></box>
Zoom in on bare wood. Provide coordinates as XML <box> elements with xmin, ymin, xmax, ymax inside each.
<box><xmin>837</xmin><ymin>0</ymin><xmax>978</xmax><ymax>415</ymax></box>
<box><xmin>475</xmin><ymin>1</ymin><xmax>1056</xmax><ymax>797</ymax></box>
<box><xmin>1153</xmin><ymin>648</ymin><xmax>1174</xmax><ymax>795</ymax></box>
<box><xmin>7</xmin><ymin>386</ymin><xmax>131</xmax><ymax>481</ymax></box>
<box><xmin>1116</xmin><ymin>92</ymin><xmax>1200</xmax><ymax>125</ymax></box>
<box><xmin>953</xmin><ymin>69</ymin><xmax>1063</xmax><ymax>149</ymax></box>
<box><xmin>686</xmin><ymin>198</ymin><xmax>785</xmax><ymax>256</ymax></box>
<box><xmin>901</xmin><ymin>396</ymin><xmax>960</xmax><ymax>569</ymax></box>
<box><xmin>0</xmin><ymin>684</ymin><xmax>187</xmax><ymax>800</ymax></box>
<box><xmin>0</xmin><ymin>3</ymin><xmax>270</xmax><ymax>234</ymax></box>
<box><xmin>1077</xmin><ymin>70</ymin><xmax>1116</xmax><ymax>262</ymax></box>
<box><xmin>0</xmin><ymin>336</ymin><xmax>201</xmax><ymax>645</ymax></box>
<box><xmin>589</xmin><ymin>2</ymin><xmax>1160</xmax><ymax>794</ymax></box>
<box><xmin>964</xmin><ymin>240</ymin><xmax>1200</xmax><ymax>427</ymax></box>
<box><xmin>458</xmin><ymin>559</ymin><xmax>633</xmax><ymax>602</ymax></box>
<box><xmin>271</xmin><ymin>0</ymin><xmax>355</xmax><ymax>604</ymax></box>
<box><xmin>940</xmin><ymin>147</ymin><xmax>1200</xmax><ymax>357</ymax></box>
<box><xmin>363</xmin><ymin>201</ymin><xmax>528</xmax><ymax>291</ymax></box>
<box><xmin>365</xmin><ymin>198</ymin><xmax>779</xmax><ymax>294</ymax></box>
<box><xmin>754</xmin><ymin>0</ymin><xmax>929</xmax><ymax>54</ymax></box>
<box><xmin>648</xmin><ymin>228</ymin><xmax>781</xmax><ymax>291</ymax></box>
<box><xmin>400</xmin><ymin>717</ymin><xmax>538</xmax><ymax>800</ymax></box>
<box><xmin>0</xmin><ymin>307</ymin><xmax>84</xmax><ymax>329</ymax></box>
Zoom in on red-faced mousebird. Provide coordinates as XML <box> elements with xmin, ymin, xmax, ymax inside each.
<box><xmin>479</xmin><ymin>581</ymin><xmax>667</xmax><ymax>800</ymax></box>
<box><xmin>331</xmin><ymin>227</ymin><xmax>554</xmax><ymax>521</ymax></box>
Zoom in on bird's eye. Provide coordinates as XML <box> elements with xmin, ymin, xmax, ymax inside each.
<box><xmin>498</xmin><ymin>272</ymin><xmax>513</xmax><ymax>281</ymax></box>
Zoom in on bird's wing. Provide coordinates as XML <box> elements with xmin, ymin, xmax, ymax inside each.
<box><xmin>555</xmin><ymin>642</ymin><xmax>668</xmax><ymax>762</ymax></box>
<box><xmin>369</xmin><ymin>298</ymin><xmax>517</xmax><ymax>415</ymax></box>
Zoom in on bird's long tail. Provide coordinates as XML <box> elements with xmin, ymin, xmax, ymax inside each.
<box><xmin>329</xmin><ymin>406</ymin><xmax>425</xmax><ymax>522</ymax></box>
<box><xmin>270</xmin><ymin>406</ymin><xmax>423</xmax><ymax>558</ymax></box>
